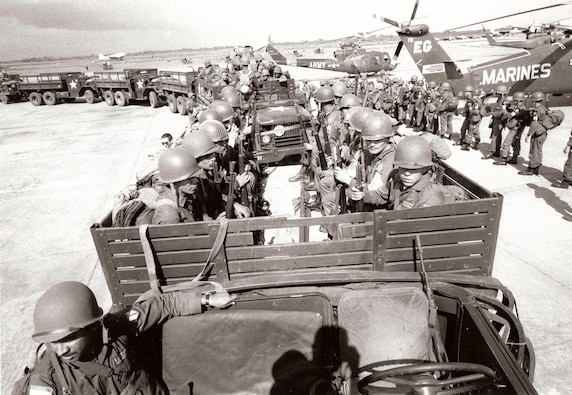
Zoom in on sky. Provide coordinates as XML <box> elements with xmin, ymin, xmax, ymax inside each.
<box><xmin>1</xmin><ymin>0</ymin><xmax>571</xmax><ymax>61</ymax></box>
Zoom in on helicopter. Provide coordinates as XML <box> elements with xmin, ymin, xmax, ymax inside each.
<box><xmin>377</xmin><ymin>0</ymin><xmax>572</xmax><ymax>102</ymax></box>
<box><xmin>448</xmin><ymin>4</ymin><xmax>572</xmax><ymax>50</ymax></box>
<box><xmin>265</xmin><ymin>33</ymin><xmax>397</xmax><ymax>75</ymax></box>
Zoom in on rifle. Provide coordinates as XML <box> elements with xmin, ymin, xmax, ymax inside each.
<box><xmin>312</xmin><ymin>121</ymin><xmax>328</xmax><ymax>171</ymax></box>
<box><xmin>333</xmin><ymin>143</ymin><xmax>347</xmax><ymax>214</ymax></box>
<box><xmin>353</xmin><ymin>147</ymin><xmax>365</xmax><ymax>212</ymax></box>
<box><xmin>237</xmin><ymin>139</ymin><xmax>253</xmax><ymax>212</ymax></box>
<box><xmin>225</xmin><ymin>161</ymin><xmax>237</xmax><ymax>219</ymax></box>
<box><xmin>318</xmin><ymin>111</ymin><xmax>332</xmax><ymax>157</ymax></box>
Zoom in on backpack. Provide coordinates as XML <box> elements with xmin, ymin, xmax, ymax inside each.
<box><xmin>438</xmin><ymin>185</ymin><xmax>469</xmax><ymax>203</ymax></box>
<box><xmin>445</xmin><ymin>96</ymin><xmax>459</xmax><ymax>112</ymax></box>
<box><xmin>541</xmin><ymin>109</ymin><xmax>565</xmax><ymax>130</ymax></box>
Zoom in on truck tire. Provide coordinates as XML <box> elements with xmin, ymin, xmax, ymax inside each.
<box><xmin>176</xmin><ymin>96</ymin><xmax>188</xmax><ymax>115</ymax></box>
<box><xmin>103</xmin><ymin>90</ymin><xmax>115</xmax><ymax>106</ymax></box>
<box><xmin>43</xmin><ymin>91</ymin><xmax>57</xmax><ymax>105</ymax></box>
<box><xmin>84</xmin><ymin>90</ymin><xmax>96</xmax><ymax>104</ymax></box>
<box><xmin>167</xmin><ymin>94</ymin><xmax>178</xmax><ymax>113</ymax></box>
<box><xmin>0</xmin><ymin>95</ymin><xmax>8</xmax><ymax>104</ymax></box>
<box><xmin>29</xmin><ymin>92</ymin><xmax>44</xmax><ymax>106</ymax></box>
<box><xmin>149</xmin><ymin>91</ymin><xmax>159</xmax><ymax>108</ymax></box>
<box><xmin>114</xmin><ymin>91</ymin><xmax>128</xmax><ymax>107</ymax></box>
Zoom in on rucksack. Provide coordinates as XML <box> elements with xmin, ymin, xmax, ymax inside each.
<box><xmin>542</xmin><ymin>109</ymin><xmax>565</xmax><ymax>130</ymax></box>
<box><xmin>445</xmin><ymin>96</ymin><xmax>459</xmax><ymax>112</ymax></box>
<box><xmin>438</xmin><ymin>185</ymin><xmax>469</xmax><ymax>203</ymax></box>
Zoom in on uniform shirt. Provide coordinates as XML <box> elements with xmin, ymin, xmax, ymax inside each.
<box><xmin>15</xmin><ymin>292</ymin><xmax>202</xmax><ymax>395</ymax></box>
<box><xmin>350</xmin><ymin>146</ymin><xmax>395</xmax><ymax>208</ymax></box>
<box><xmin>388</xmin><ymin>172</ymin><xmax>446</xmax><ymax>210</ymax></box>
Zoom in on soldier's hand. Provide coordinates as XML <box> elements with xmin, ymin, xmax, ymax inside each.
<box><xmin>233</xmin><ymin>202</ymin><xmax>251</xmax><ymax>218</ymax></box>
<box><xmin>236</xmin><ymin>172</ymin><xmax>253</xmax><ymax>188</ymax></box>
<box><xmin>208</xmin><ymin>292</ymin><xmax>237</xmax><ymax>309</ymax></box>
<box><xmin>334</xmin><ymin>166</ymin><xmax>352</xmax><ymax>186</ymax></box>
<box><xmin>228</xmin><ymin>125</ymin><xmax>239</xmax><ymax>147</ymax></box>
<box><xmin>340</xmin><ymin>145</ymin><xmax>351</xmax><ymax>161</ymax></box>
<box><xmin>348</xmin><ymin>186</ymin><xmax>364</xmax><ymax>201</ymax></box>
<box><xmin>525</xmin><ymin>136</ymin><xmax>530</xmax><ymax>143</ymax></box>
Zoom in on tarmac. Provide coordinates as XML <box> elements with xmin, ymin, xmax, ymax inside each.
<box><xmin>1</xmin><ymin>70</ymin><xmax>571</xmax><ymax>394</ymax></box>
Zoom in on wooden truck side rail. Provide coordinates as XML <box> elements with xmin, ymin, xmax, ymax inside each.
<box><xmin>91</xmin><ymin>188</ymin><xmax>502</xmax><ymax>309</ymax></box>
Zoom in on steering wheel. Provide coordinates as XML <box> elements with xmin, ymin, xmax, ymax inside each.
<box><xmin>357</xmin><ymin>362</ymin><xmax>496</xmax><ymax>395</ymax></box>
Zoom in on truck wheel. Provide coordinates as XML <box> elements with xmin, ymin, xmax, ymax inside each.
<box><xmin>43</xmin><ymin>91</ymin><xmax>57</xmax><ymax>105</ymax></box>
<box><xmin>176</xmin><ymin>96</ymin><xmax>188</xmax><ymax>115</ymax></box>
<box><xmin>114</xmin><ymin>91</ymin><xmax>128</xmax><ymax>107</ymax></box>
<box><xmin>29</xmin><ymin>92</ymin><xmax>44</xmax><ymax>106</ymax></box>
<box><xmin>167</xmin><ymin>94</ymin><xmax>178</xmax><ymax>113</ymax></box>
<box><xmin>0</xmin><ymin>95</ymin><xmax>8</xmax><ymax>104</ymax></box>
<box><xmin>84</xmin><ymin>90</ymin><xmax>96</xmax><ymax>104</ymax></box>
<box><xmin>103</xmin><ymin>90</ymin><xmax>115</xmax><ymax>106</ymax></box>
<box><xmin>149</xmin><ymin>91</ymin><xmax>159</xmax><ymax>108</ymax></box>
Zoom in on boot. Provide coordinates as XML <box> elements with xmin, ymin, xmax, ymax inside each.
<box><xmin>460</xmin><ymin>144</ymin><xmax>470</xmax><ymax>151</ymax></box>
<box><xmin>492</xmin><ymin>157</ymin><xmax>508</xmax><ymax>166</ymax></box>
<box><xmin>481</xmin><ymin>152</ymin><xmax>494</xmax><ymax>160</ymax></box>
<box><xmin>471</xmin><ymin>139</ymin><xmax>480</xmax><ymax>150</ymax></box>
<box><xmin>551</xmin><ymin>180</ymin><xmax>570</xmax><ymax>189</ymax></box>
<box><xmin>507</xmin><ymin>155</ymin><xmax>518</xmax><ymax>164</ymax></box>
<box><xmin>518</xmin><ymin>166</ymin><xmax>535</xmax><ymax>175</ymax></box>
<box><xmin>534</xmin><ymin>165</ymin><xmax>541</xmax><ymax>176</ymax></box>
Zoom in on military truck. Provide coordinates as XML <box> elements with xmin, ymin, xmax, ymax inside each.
<box><xmin>90</xmin><ymin>160</ymin><xmax>537</xmax><ymax>394</ymax></box>
<box><xmin>248</xmin><ymin>78</ymin><xmax>312</xmax><ymax>165</ymax></box>
<box><xmin>92</xmin><ymin>68</ymin><xmax>160</xmax><ymax>106</ymax></box>
<box><xmin>154</xmin><ymin>70</ymin><xmax>201</xmax><ymax>115</ymax></box>
<box><xmin>0</xmin><ymin>73</ymin><xmax>21</xmax><ymax>104</ymax></box>
<box><xmin>16</xmin><ymin>72</ymin><xmax>97</xmax><ymax>106</ymax></box>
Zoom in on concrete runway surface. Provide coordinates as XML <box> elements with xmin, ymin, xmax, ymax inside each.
<box><xmin>1</xmin><ymin>74</ymin><xmax>572</xmax><ymax>393</ymax></box>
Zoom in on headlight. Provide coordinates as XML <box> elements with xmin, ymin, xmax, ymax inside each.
<box><xmin>262</xmin><ymin>135</ymin><xmax>272</xmax><ymax>144</ymax></box>
<box><xmin>273</xmin><ymin>125</ymin><xmax>285</xmax><ymax>137</ymax></box>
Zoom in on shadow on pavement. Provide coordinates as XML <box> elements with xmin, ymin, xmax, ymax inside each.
<box><xmin>527</xmin><ymin>183</ymin><xmax>572</xmax><ymax>222</ymax></box>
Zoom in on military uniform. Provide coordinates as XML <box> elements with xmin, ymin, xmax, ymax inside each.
<box><xmin>526</xmin><ymin>104</ymin><xmax>549</xmax><ymax>169</ymax></box>
<box><xmin>388</xmin><ymin>172</ymin><xmax>447</xmax><ymax>210</ymax></box>
<box><xmin>349</xmin><ymin>147</ymin><xmax>395</xmax><ymax>209</ymax></box>
<box><xmin>13</xmin><ymin>292</ymin><xmax>202</xmax><ymax>395</ymax></box>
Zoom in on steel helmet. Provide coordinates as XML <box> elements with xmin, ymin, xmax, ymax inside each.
<box><xmin>338</xmin><ymin>93</ymin><xmax>361</xmax><ymax>109</ymax></box>
<box><xmin>181</xmin><ymin>130</ymin><xmax>219</xmax><ymax>159</ymax></box>
<box><xmin>222</xmin><ymin>90</ymin><xmax>241</xmax><ymax>108</ymax></box>
<box><xmin>199</xmin><ymin>119</ymin><xmax>228</xmax><ymax>142</ymax></box>
<box><xmin>410</xmin><ymin>75</ymin><xmax>418</xmax><ymax>83</ymax></box>
<box><xmin>208</xmin><ymin>100</ymin><xmax>234</xmax><ymax>122</ymax></box>
<box><xmin>343</xmin><ymin>106</ymin><xmax>361</xmax><ymax>124</ymax></box>
<box><xmin>427</xmin><ymin>81</ymin><xmax>437</xmax><ymax>89</ymax></box>
<box><xmin>314</xmin><ymin>86</ymin><xmax>335</xmax><ymax>103</ymax></box>
<box><xmin>349</xmin><ymin>107</ymin><xmax>373</xmax><ymax>132</ymax></box>
<box><xmin>495</xmin><ymin>85</ymin><xmax>508</xmax><ymax>95</ymax></box>
<box><xmin>220</xmin><ymin>85</ymin><xmax>238</xmax><ymax>100</ymax></box>
<box><xmin>332</xmin><ymin>81</ymin><xmax>348</xmax><ymax>97</ymax></box>
<box><xmin>531</xmin><ymin>91</ymin><xmax>545</xmax><ymax>102</ymax></box>
<box><xmin>158</xmin><ymin>148</ymin><xmax>201</xmax><ymax>183</ymax></box>
<box><xmin>440</xmin><ymin>81</ymin><xmax>451</xmax><ymax>91</ymax></box>
<box><xmin>198</xmin><ymin>109</ymin><xmax>223</xmax><ymax>124</ymax></box>
<box><xmin>512</xmin><ymin>91</ymin><xmax>525</xmax><ymax>101</ymax></box>
<box><xmin>394</xmin><ymin>136</ymin><xmax>432</xmax><ymax>169</ymax></box>
<box><xmin>32</xmin><ymin>281</ymin><xmax>103</xmax><ymax>343</ymax></box>
<box><xmin>416</xmin><ymin>79</ymin><xmax>425</xmax><ymax>86</ymax></box>
<box><xmin>464</xmin><ymin>85</ymin><xmax>474</xmax><ymax>92</ymax></box>
<box><xmin>273</xmin><ymin>65</ymin><xmax>282</xmax><ymax>75</ymax></box>
<box><xmin>261</xmin><ymin>68</ymin><xmax>270</xmax><ymax>77</ymax></box>
<box><xmin>361</xmin><ymin>111</ymin><xmax>394</xmax><ymax>140</ymax></box>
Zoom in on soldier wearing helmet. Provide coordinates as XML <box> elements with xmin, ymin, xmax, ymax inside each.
<box><xmin>482</xmin><ymin>85</ymin><xmax>510</xmax><ymax>160</ymax></box>
<box><xmin>458</xmin><ymin>85</ymin><xmax>484</xmax><ymax>151</ymax></box>
<box><xmin>387</xmin><ymin>136</ymin><xmax>459</xmax><ymax>210</ymax></box>
<box><xmin>407</xmin><ymin>78</ymin><xmax>426</xmax><ymax>129</ymax></box>
<box><xmin>13</xmin><ymin>281</ymin><xmax>235</xmax><ymax>394</ymax></box>
<box><xmin>493</xmin><ymin>91</ymin><xmax>532</xmax><ymax>165</ymax></box>
<box><xmin>436</xmin><ymin>81</ymin><xmax>456</xmax><ymax>139</ymax></box>
<box><xmin>424</xmin><ymin>83</ymin><xmax>441</xmax><ymax>134</ymax></box>
<box><xmin>519</xmin><ymin>91</ymin><xmax>549</xmax><ymax>176</ymax></box>
<box><xmin>337</xmin><ymin>111</ymin><xmax>396</xmax><ymax>210</ymax></box>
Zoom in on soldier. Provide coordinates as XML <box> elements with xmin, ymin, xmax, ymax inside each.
<box><xmin>337</xmin><ymin>111</ymin><xmax>396</xmax><ymax>210</ymax></box>
<box><xmin>387</xmin><ymin>136</ymin><xmax>465</xmax><ymax>210</ymax></box>
<box><xmin>482</xmin><ymin>85</ymin><xmax>510</xmax><ymax>160</ymax></box>
<box><xmin>458</xmin><ymin>85</ymin><xmax>483</xmax><ymax>151</ymax></box>
<box><xmin>519</xmin><ymin>91</ymin><xmax>549</xmax><ymax>176</ymax></box>
<box><xmin>424</xmin><ymin>82</ymin><xmax>440</xmax><ymax>134</ymax></box>
<box><xmin>551</xmin><ymin>131</ymin><xmax>572</xmax><ymax>189</ymax></box>
<box><xmin>493</xmin><ymin>91</ymin><xmax>532</xmax><ymax>165</ymax></box>
<box><xmin>12</xmin><ymin>281</ymin><xmax>235</xmax><ymax>395</ymax></box>
<box><xmin>332</xmin><ymin>80</ymin><xmax>348</xmax><ymax>106</ymax></box>
<box><xmin>437</xmin><ymin>82</ymin><xmax>456</xmax><ymax>139</ymax></box>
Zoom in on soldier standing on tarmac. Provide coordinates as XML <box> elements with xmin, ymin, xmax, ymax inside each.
<box><xmin>519</xmin><ymin>91</ymin><xmax>549</xmax><ymax>176</ymax></box>
<box><xmin>551</xmin><ymin>131</ymin><xmax>572</xmax><ymax>189</ymax></box>
<box><xmin>12</xmin><ymin>281</ymin><xmax>235</xmax><ymax>395</ymax></box>
<box><xmin>425</xmin><ymin>82</ymin><xmax>440</xmax><ymax>134</ymax></box>
<box><xmin>493</xmin><ymin>91</ymin><xmax>532</xmax><ymax>165</ymax></box>
<box><xmin>437</xmin><ymin>82</ymin><xmax>455</xmax><ymax>139</ymax></box>
<box><xmin>482</xmin><ymin>85</ymin><xmax>510</xmax><ymax>160</ymax></box>
<box><xmin>457</xmin><ymin>85</ymin><xmax>483</xmax><ymax>151</ymax></box>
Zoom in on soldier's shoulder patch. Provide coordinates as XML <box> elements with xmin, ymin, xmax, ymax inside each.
<box><xmin>29</xmin><ymin>384</ymin><xmax>54</xmax><ymax>395</ymax></box>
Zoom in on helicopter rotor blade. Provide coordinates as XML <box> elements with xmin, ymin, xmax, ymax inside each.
<box><xmin>379</xmin><ymin>16</ymin><xmax>401</xmax><ymax>28</ymax></box>
<box><xmin>393</xmin><ymin>41</ymin><xmax>404</xmax><ymax>60</ymax></box>
<box><xmin>447</xmin><ymin>3</ymin><xmax>569</xmax><ymax>31</ymax></box>
<box><xmin>408</xmin><ymin>0</ymin><xmax>419</xmax><ymax>26</ymax></box>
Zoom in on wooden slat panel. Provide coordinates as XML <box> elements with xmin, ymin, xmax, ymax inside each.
<box><xmin>108</xmin><ymin>232</ymin><xmax>253</xmax><ymax>255</ymax></box>
<box><xmin>386</xmin><ymin>241</ymin><xmax>485</xmax><ymax>262</ymax></box>
<box><xmin>383</xmin><ymin>199</ymin><xmax>498</xmax><ymax>221</ymax></box>
<box><xmin>228</xmin><ymin>250</ymin><xmax>372</xmax><ymax>273</ymax></box>
<box><xmin>112</xmin><ymin>249</ymin><xmax>212</xmax><ymax>267</ymax></box>
<box><xmin>101</xmin><ymin>221</ymin><xmax>214</xmax><ymax>241</ymax></box>
<box><xmin>338</xmin><ymin>223</ymin><xmax>372</xmax><ymax>239</ymax></box>
<box><xmin>387</xmin><ymin>213</ymin><xmax>490</xmax><ymax>235</ymax></box>
<box><xmin>386</xmin><ymin>228</ymin><xmax>489</xmax><ymax>249</ymax></box>
<box><xmin>229</xmin><ymin>264</ymin><xmax>374</xmax><ymax>279</ymax></box>
<box><xmin>116</xmin><ymin>263</ymin><xmax>207</xmax><ymax>281</ymax></box>
<box><xmin>226</xmin><ymin>238</ymin><xmax>372</xmax><ymax>260</ymax></box>
<box><xmin>384</xmin><ymin>255</ymin><xmax>486</xmax><ymax>272</ymax></box>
